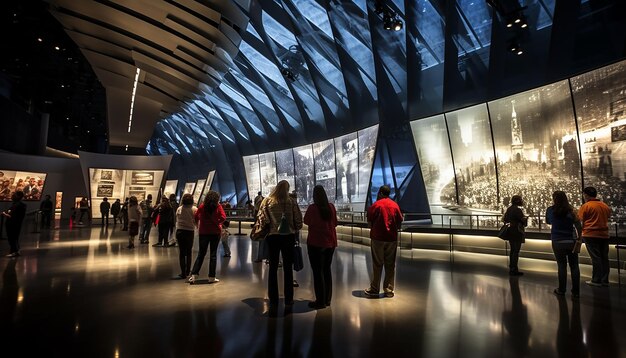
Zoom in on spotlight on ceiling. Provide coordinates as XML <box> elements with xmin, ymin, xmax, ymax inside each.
<box><xmin>508</xmin><ymin>42</ymin><xmax>523</xmax><ymax>55</ymax></box>
<box><xmin>376</xmin><ymin>1</ymin><xmax>402</xmax><ymax>31</ymax></box>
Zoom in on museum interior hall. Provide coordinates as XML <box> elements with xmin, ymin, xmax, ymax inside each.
<box><xmin>1</xmin><ymin>0</ymin><xmax>626</xmax><ymax>357</ymax></box>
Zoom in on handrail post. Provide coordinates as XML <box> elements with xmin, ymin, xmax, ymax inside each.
<box><xmin>449</xmin><ymin>218</ymin><xmax>453</xmax><ymax>253</ymax></box>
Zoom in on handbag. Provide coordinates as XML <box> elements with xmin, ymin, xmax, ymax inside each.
<box><xmin>573</xmin><ymin>239</ymin><xmax>582</xmax><ymax>254</ymax></box>
<box><xmin>497</xmin><ymin>223</ymin><xmax>510</xmax><ymax>240</ymax></box>
<box><xmin>293</xmin><ymin>239</ymin><xmax>304</xmax><ymax>271</ymax></box>
<box><xmin>250</xmin><ymin>205</ymin><xmax>269</xmax><ymax>241</ymax></box>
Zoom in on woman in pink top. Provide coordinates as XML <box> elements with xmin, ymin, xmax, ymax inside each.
<box><xmin>304</xmin><ymin>185</ymin><xmax>337</xmax><ymax>309</ymax></box>
<box><xmin>189</xmin><ymin>190</ymin><xmax>225</xmax><ymax>284</ymax></box>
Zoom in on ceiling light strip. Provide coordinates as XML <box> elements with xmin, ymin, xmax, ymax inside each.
<box><xmin>127</xmin><ymin>68</ymin><xmax>140</xmax><ymax>133</ymax></box>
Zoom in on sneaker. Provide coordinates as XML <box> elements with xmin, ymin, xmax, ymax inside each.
<box><xmin>553</xmin><ymin>289</ymin><xmax>565</xmax><ymax>296</ymax></box>
<box><xmin>585</xmin><ymin>280</ymin><xmax>602</xmax><ymax>287</ymax></box>
<box><xmin>208</xmin><ymin>277</ymin><xmax>220</xmax><ymax>283</ymax></box>
<box><xmin>5</xmin><ymin>252</ymin><xmax>18</xmax><ymax>258</ymax></box>
<box><xmin>293</xmin><ymin>280</ymin><xmax>299</xmax><ymax>287</ymax></box>
<box><xmin>126</xmin><ymin>244</ymin><xmax>135</xmax><ymax>249</ymax></box>
<box><xmin>384</xmin><ymin>291</ymin><xmax>395</xmax><ymax>298</ymax></box>
<box><xmin>152</xmin><ymin>243</ymin><xmax>162</xmax><ymax>247</ymax></box>
<box><xmin>188</xmin><ymin>274</ymin><xmax>198</xmax><ymax>284</ymax></box>
<box><xmin>364</xmin><ymin>288</ymin><xmax>379</xmax><ymax>298</ymax></box>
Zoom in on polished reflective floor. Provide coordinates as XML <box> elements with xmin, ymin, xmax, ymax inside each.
<box><xmin>1</xmin><ymin>222</ymin><xmax>625</xmax><ymax>357</ymax></box>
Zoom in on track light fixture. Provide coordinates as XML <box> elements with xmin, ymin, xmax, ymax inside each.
<box><xmin>375</xmin><ymin>1</ymin><xmax>403</xmax><ymax>32</ymax></box>
<box><xmin>508</xmin><ymin>41</ymin><xmax>523</xmax><ymax>55</ymax></box>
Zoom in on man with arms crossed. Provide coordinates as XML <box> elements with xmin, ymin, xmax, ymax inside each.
<box><xmin>579</xmin><ymin>186</ymin><xmax>611</xmax><ymax>287</ymax></box>
<box><xmin>365</xmin><ymin>185</ymin><xmax>403</xmax><ymax>298</ymax></box>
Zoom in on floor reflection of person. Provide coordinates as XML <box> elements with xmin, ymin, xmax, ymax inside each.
<box><xmin>586</xmin><ymin>289</ymin><xmax>618</xmax><ymax>357</ymax></box>
<box><xmin>556</xmin><ymin>295</ymin><xmax>587</xmax><ymax>358</ymax></box>
<box><xmin>502</xmin><ymin>277</ymin><xmax>531</xmax><ymax>356</ymax></box>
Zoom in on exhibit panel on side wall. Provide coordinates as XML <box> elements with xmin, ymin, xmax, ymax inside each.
<box><xmin>572</xmin><ymin>59</ymin><xmax>626</xmax><ymax>221</ymax></box>
<box><xmin>294</xmin><ymin>144</ymin><xmax>314</xmax><ymax>205</ymax></box>
<box><xmin>357</xmin><ymin>124</ymin><xmax>379</xmax><ymax>206</ymax></box>
<box><xmin>88</xmin><ymin>169</ymin><xmax>164</xmax><ymax>219</ymax></box>
<box><xmin>199</xmin><ymin>170</ymin><xmax>216</xmax><ymax>204</ymax></box>
<box><xmin>411</xmin><ymin>115</ymin><xmax>457</xmax><ymax>207</ymax></box>
<box><xmin>313</xmin><ymin>139</ymin><xmax>337</xmax><ymax>202</ymax></box>
<box><xmin>163</xmin><ymin>180</ymin><xmax>178</xmax><ymax>200</ymax></box>
<box><xmin>335</xmin><ymin>133</ymin><xmax>358</xmax><ymax>208</ymax></box>
<box><xmin>276</xmin><ymin>149</ymin><xmax>296</xmax><ymax>194</ymax></box>
<box><xmin>183</xmin><ymin>182</ymin><xmax>196</xmax><ymax>196</ymax></box>
<box><xmin>193</xmin><ymin>179</ymin><xmax>206</xmax><ymax>205</ymax></box>
<box><xmin>445</xmin><ymin>104</ymin><xmax>498</xmax><ymax>211</ymax></box>
<box><xmin>0</xmin><ymin>170</ymin><xmax>47</xmax><ymax>201</ymax></box>
<box><xmin>489</xmin><ymin>80</ymin><xmax>581</xmax><ymax>221</ymax></box>
<box><xmin>243</xmin><ymin>155</ymin><xmax>261</xmax><ymax>200</ymax></box>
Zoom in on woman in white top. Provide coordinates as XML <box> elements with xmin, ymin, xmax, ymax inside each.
<box><xmin>175</xmin><ymin>193</ymin><xmax>197</xmax><ymax>279</ymax></box>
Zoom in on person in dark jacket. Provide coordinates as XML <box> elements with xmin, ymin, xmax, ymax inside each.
<box><xmin>100</xmin><ymin>197</ymin><xmax>111</xmax><ymax>226</ymax></box>
<box><xmin>503</xmin><ymin>195</ymin><xmax>528</xmax><ymax>276</ymax></box>
<box><xmin>2</xmin><ymin>191</ymin><xmax>27</xmax><ymax>257</ymax></box>
<box><xmin>111</xmin><ymin>199</ymin><xmax>121</xmax><ymax>225</ymax></box>
<box><xmin>39</xmin><ymin>194</ymin><xmax>53</xmax><ymax>228</ymax></box>
<box><xmin>168</xmin><ymin>193</ymin><xmax>179</xmax><ymax>246</ymax></box>
<box><xmin>121</xmin><ymin>198</ymin><xmax>129</xmax><ymax>231</ymax></box>
<box><xmin>152</xmin><ymin>197</ymin><xmax>174</xmax><ymax>247</ymax></box>
<box><xmin>546</xmin><ymin>191</ymin><xmax>582</xmax><ymax>297</ymax></box>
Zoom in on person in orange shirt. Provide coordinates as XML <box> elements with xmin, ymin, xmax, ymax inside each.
<box><xmin>578</xmin><ymin>187</ymin><xmax>611</xmax><ymax>287</ymax></box>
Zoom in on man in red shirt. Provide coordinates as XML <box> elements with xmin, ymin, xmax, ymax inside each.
<box><xmin>578</xmin><ymin>186</ymin><xmax>611</xmax><ymax>287</ymax></box>
<box><xmin>364</xmin><ymin>185</ymin><xmax>403</xmax><ymax>298</ymax></box>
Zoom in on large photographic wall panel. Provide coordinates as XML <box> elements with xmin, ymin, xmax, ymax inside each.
<box><xmin>446</xmin><ymin>104</ymin><xmax>497</xmax><ymax>210</ymax></box>
<box><xmin>294</xmin><ymin>144</ymin><xmax>314</xmax><ymax>205</ymax></box>
<box><xmin>572</xmin><ymin>60</ymin><xmax>626</xmax><ymax>218</ymax></box>
<box><xmin>313</xmin><ymin>139</ymin><xmax>336</xmax><ymax>202</ymax></box>
<box><xmin>410</xmin><ymin>115</ymin><xmax>457</xmax><ymax>206</ymax></box>
<box><xmin>489</xmin><ymin>80</ymin><xmax>581</xmax><ymax>217</ymax></box>
<box><xmin>243</xmin><ymin>125</ymin><xmax>379</xmax><ymax>209</ymax></box>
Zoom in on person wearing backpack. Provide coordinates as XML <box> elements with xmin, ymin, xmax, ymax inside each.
<box><xmin>258</xmin><ymin>180</ymin><xmax>303</xmax><ymax>309</ymax></box>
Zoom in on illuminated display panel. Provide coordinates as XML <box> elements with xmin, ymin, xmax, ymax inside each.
<box><xmin>199</xmin><ymin>171</ymin><xmax>216</xmax><ymax>204</ymax></box>
<box><xmin>275</xmin><ymin>149</ymin><xmax>296</xmax><ymax>194</ymax></box>
<box><xmin>0</xmin><ymin>170</ymin><xmax>47</xmax><ymax>201</ymax></box>
<box><xmin>411</xmin><ymin>115</ymin><xmax>456</xmax><ymax>206</ymax></box>
<box><xmin>335</xmin><ymin>133</ymin><xmax>358</xmax><ymax>206</ymax></box>
<box><xmin>259</xmin><ymin>152</ymin><xmax>277</xmax><ymax>196</ymax></box>
<box><xmin>183</xmin><ymin>182</ymin><xmax>196</xmax><ymax>195</ymax></box>
<box><xmin>313</xmin><ymin>139</ymin><xmax>336</xmax><ymax>202</ymax></box>
<box><xmin>489</xmin><ymin>80</ymin><xmax>581</xmax><ymax>219</ymax></box>
<box><xmin>193</xmin><ymin>179</ymin><xmax>206</xmax><ymax>205</ymax></box>
<box><xmin>163</xmin><ymin>180</ymin><xmax>178</xmax><ymax>200</ymax></box>
<box><xmin>88</xmin><ymin>169</ymin><xmax>164</xmax><ymax>218</ymax></box>
<box><xmin>357</xmin><ymin>125</ymin><xmax>378</xmax><ymax>204</ymax></box>
<box><xmin>572</xmin><ymin>60</ymin><xmax>626</xmax><ymax>219</ymax></box>
<box><xmin>243</xmin><ymin>155</ymin><xmax>261</xmax><ymax>199</ymax></box>
<box><xmin>294</xmin><ymin>144</ymin><xmax>314</xmax><ymax>205</ymax></box>
<box><xmin>446</xmin><ymin>104</ymin><xmax>497</xmax><ymax>210</ymax></box>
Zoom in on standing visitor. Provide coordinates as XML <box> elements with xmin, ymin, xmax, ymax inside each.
<box><xmin>126</xmin><ymin>196</ymin><xmax>142</xmax><ymax>249</ymax></box>
<box><xmin>258</xmin><ymin>180</ymin><xmax>303</xmax><ymax>308</ymax></box>
<box><xmin>121</xmin><ymin>198</ymin><xmax>129</xmax><ymax>231</ymax></box>
<box><xmin>189</xmin><ymin>191</ymin><xmax>226</xmax><ymax>284</ymax></box>
<box><xmin>100</xmin><ymin>197</ymin><xmax>111</xmax><ymax>227</ymax></box>
<box><xmin>39</xmin><ymin>194</ymin><xmax>53</xmax><ymax>229</ymax></box>
<box><xmin>503</xmin><ymin>195</ymin><xmax>528</xmax><ymax>276</ymax></box>
<box><xmin>168</xmin><ymin>194</ymin><xmax>179</xmax><ymax>246</ymax></box>
<box><xmin>78</xmin><ymin>197</ymin><xmax>89</xmax><ymax>225</ymax></box>
<box><xmin>364</xmin><ymin>185</ymin><xmax>403</xmax><ymax>298</ymax></box>
<box><xmin>304</xmin><ymin>185</ymin><xmax>337</xmax><ymax>309</ymax></box>
<box><xmin>111</xmin><ymin>199</ymin><xmax>121</xmax><ymax>225</ymax></box>
<box><xmin>138</xmin><ymin>194</ymin><xmax>153</xmax><ymax>244</ymax></box>
<box><xmin>578</xmin><ymin>187</ymin><xmax>611</xmax><ymax>287</ymax></box>
<box><xmin>175</xmin><ymin>193</ymin><xmax>197</xmax><ymax>279</ymax></box>
<box><xmin>220</xmin><ymin>220</ymin><xmax>231</xmax><ymax>257</ymax></box>
<box><xmin>2</xmin><ymin>191</ymin><xmax>26</xmax><ymax>257</ymax></box>
<box><xmin>152</xmin><ymin>197</ymin><xmax>174</xmax><ymax>247</ymax></box>
<box><xmin>546</xmin><ymin>191</ymin><xmax>582</xmax><ymax>297</ymax></box>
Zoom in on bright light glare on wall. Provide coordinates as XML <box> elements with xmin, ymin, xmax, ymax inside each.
<box><xmin>127</xmin><ymin>68</ymin><xmax>140</xmax><ymax>133</ymax></box>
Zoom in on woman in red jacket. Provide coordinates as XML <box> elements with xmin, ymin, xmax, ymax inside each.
<box><xmin>304</xmin><ymin>185</ymin><xmax>337</xmax><ymax>309</ymax></box>
<box><xmin>189</xmin><ymin>190</ymin><xmax>226</xmax><ymax>284</ymax></box>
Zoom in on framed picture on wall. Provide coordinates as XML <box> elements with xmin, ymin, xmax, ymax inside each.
<box><xmin>129</xmin><ymin>190</ymin><xmax>146</xmax><ymax>201</ymax></box>
<box><xmin>96</xmin><ymin>184</ymin><xmax>114</xmax><ymax>198</ymax></box>
<box><xmin>131</xmin><ymin>171</ymin><xmax>154</xmax><ymax>186</ymax></box>
<box><xmin>100</xmin><ymin>170</ymin><xmax>113</xmax><ymax>180</ymax></box>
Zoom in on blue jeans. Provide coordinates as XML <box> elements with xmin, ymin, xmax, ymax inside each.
<box><xmin>552</xmin><ymin>242</ymin><xmax>580</xmax><ymax>294</ymax></box>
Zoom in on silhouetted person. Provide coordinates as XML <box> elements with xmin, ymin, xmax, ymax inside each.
<box><xmin>578</xmin><ymin>187</ymin><xmax>611</xmax><ymax>287</ymax></box>
<box><xmin>502</xmin><ymin>277</ymin><xmax>531</xmax><ymax>356</ymax></box>
<box><xmin>39</xmin><ymin>194</ymin><xmax>53</xmax><ymax>228</ymax></box>
<box><xmin>503</xmin><ymin>195</ymin><xmax>527</xmax><ymax>275</ymax></box>
<box><xmin>2</xmin><ymin>191</ymin><xmax>26</xmax><ymax>257</ymax></box>
<box><xmin>100</xmin><ymin>197</ymin><xmax>110</xmax><ymax>226</ymax></box>
<box><xmin>111</xmin><ymin>199</ymin><xmax>121</xmax><ymax>225</ymax></box>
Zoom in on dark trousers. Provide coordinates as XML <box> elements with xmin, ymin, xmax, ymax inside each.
<box><xmin>140</xmin><ymin>218</ymin><xmax>152</xmax><ymax>241</ymax></box>
<box><xmin>509</xmin><ymin>240</ymin><xmax>522</xmax><ymax>272</ymax></box>
<box><xmin>191</xmin><ymin>234</ymin><xmax>220</xmax><ymax>277</ymax></box>
<box><xmin>158</xmin><ymin>223</ymin><xmax>171</xmax><ymax>245</ymax></box>
<box><xmin>6</xmin><ymin>226</ymin><xmax>21</xmax><ymax>253</ymax></box>
<box><xmin>584</xmin><ymin>237</ymin><xmax>610</xmax><ymax>284</ymax></box>
<box><xmin>101</xmin><ymin>213</ymin><xmax>109</xmax><ymax>226</ymax></box>
<box><xmin>552</xmin><ymin>242</ymin><xmax>580</xmax><ymax>294</ymax></box>
<box><xmin>307</xmin><ymin>245</ymin><xmax>335</xmax><ymax>305</ymax></box>
<box><xmin>177</xmin><ymin>229</ymin><xmax>194</xmax><ymax>276</ymax></box>
<box><xmin>113</xmin><ymin>214</ymin><xmax>120</xmax><ymax>224</ymax></box>
<box><xmin>266</xmin><ymin>234</ymin><xmax>295</xmax><ymax>304</ymax></box>
<box><xmin>42</xmin><ymin>211</ymin><xmax>52</xmax><ymax>228</ymax></box>
<box><xmin>79</xmin><ymin>209</ymin><xmax>88</xmax><ymax>223</ymax></box>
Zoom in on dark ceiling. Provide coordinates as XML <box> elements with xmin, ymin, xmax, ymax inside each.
<box><xmin>0</xmin><ymin>0</ymin><xmax>107</xmax><ymax>154</ymax></box>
